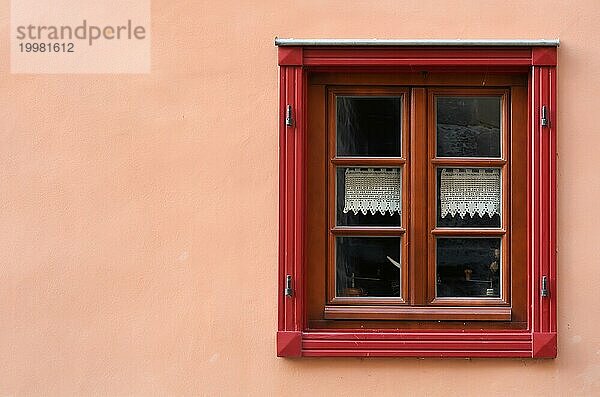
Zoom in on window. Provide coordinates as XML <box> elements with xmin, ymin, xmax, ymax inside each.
<box><xmin>277</xmin><ymin>40</ymin><xmax>558</xmax><ymax>358</ymax></box>
<box><xmin>316</xmin><ymin>85</ymin><xmax>524</xmax><ymax>323</ymax></box>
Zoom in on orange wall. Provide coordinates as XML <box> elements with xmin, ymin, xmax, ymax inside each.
<box><xmin>1</xmin><ymin>1</ymin><xmax>600</xmax><ymax>395</ymax></box>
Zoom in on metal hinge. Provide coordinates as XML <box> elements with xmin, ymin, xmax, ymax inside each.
<box><xmin>541</xmin><ymin>275</ymin><xmax>549</xmax><ymax>297</ymax></box>
<box><xmin>541</xmin><ymin>105</ymin><xmax>549</xmax><ymax>127</ymax></box>
<box><xmin>285</xmin><ymin>105</ymin><xmax>294</xmax><ymax>126</ymax></box>
<box><xmin>284</xmin><ymin>275</ymin><xmax>293</xmax><ymax>297</ymax></box>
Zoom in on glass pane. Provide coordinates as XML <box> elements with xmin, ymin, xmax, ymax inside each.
<box><xmin>337</xmin><ymin>167</ymin><xmax>401</xmax><ymax>226</ymax></box>
<box><xmin>436</xmin><ymin>96</ymin><xmax>501</xmax><ymax>158</ymax></box>
<box><xmin>337</xmin><ymin>96</ymin><xmax>401</xmax><ymax>157</ymax></box>
<box><xmin>336</xmin><ymin>237</ymin><xmax>401</xmax><ymax>298</ymax></box>
<box><xmin>437</xmin><ymin>168</ymin><xmax>501</xmax><ymax>228</ymax></box>
<box><xmin>436</xmin><ymin>238</ymin><xmax>501</xmax><ymax>298</ymax></box>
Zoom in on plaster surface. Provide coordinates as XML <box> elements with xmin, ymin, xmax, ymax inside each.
<box><xmin>1</xmin><ymin>1</ymin><xmax>599</xmax><ymax>395</ymax></box>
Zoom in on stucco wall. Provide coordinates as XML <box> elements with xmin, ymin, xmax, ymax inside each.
<box><xmin>1</xmin><ymin>1</ymin><xmax>599</xmax><ymax>395</ymax></box>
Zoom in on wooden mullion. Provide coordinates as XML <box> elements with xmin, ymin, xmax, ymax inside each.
<box><xmin>329</xmin><ymin>296</ymin><xmax>406</xmax><ymax>306</ymax></box>
<box><xmin>410</xmin><ymin>88</ymin><xmax>428</xmax><ymax>305</ymax></box>
<box><xmin>431</xmin><ymin>228</ymin><xmax>506</xmax><ymax>236</ymax></box>
<box><xmin>431</xmin><ymin>158</ymin><xmax>506</xmax><ymax>167</ymax></box>
<box><xmin>323</xmin><ymin>305</ymin><xmax>511</xmax><ymax>321</ymax></box>
<box><xmin>332</xmin><ymin>157</ymin><xmax>405</xmax><ymax>167</ymax></box>
<box><xmin>326</xmin><ymin>88</ymin><xmax>336</xmax><ymax>304</ymax></box>
<box><xmin>331</xmin><ymin>226</ymin><xmax>405</xmax><ymax>236</ymax></box>
<box><xmin>430</xmin><ymin>297</ymin><xmax>509</xmax><ymax>306</ymax></box>
<box><xmin>426</xmin><ymin>88</ymin><xmax>437</xmax><ymax>303</ymax></box>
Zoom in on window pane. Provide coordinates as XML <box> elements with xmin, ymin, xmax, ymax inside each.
<box><xmin>337</xmin><ymin>96</ymin><xmax>401</xmax><ymax>157</ymax></box>
<box><xmin>437</xmin><ymin>168</ymin><xmax>501</xmax><ymax>228</ymax></box>
<box><xmin>436</xmin><ymin>96</ymin><xmax>501</xmax><ymax>158</ymax></box>
<box><xmin>436</xmin><ymin>238</ymin><xmax>501</xmax><ymax>298</ymax></box>
<box><xmin>336</xmin><ymin>237</ymin><xmax>401</xmax><ymax>297</ymax></box>
<box><xmin>336</xmin><ymin>167</ymin><xmax>401</xmax><ymax>226</ymax></box>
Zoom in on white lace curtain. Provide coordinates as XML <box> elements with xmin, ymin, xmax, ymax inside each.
<box><xmin>343</xmin><ymin>168</ymin><xmax>401</xmax><ymax>216</ymax></box>
<box><xmin>440</xmin><ymin>168</ymin><xmax>500</xmax><ymax>218</ymax></box>
<box><xmin>342</xmin><ymin>168</ymin><xmax>499</xmax><ymax>219</ymax></box>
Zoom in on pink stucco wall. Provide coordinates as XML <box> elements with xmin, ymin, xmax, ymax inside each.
<box><xmin>1</xmin><ymin>1</ymin><xmax>599</xmax><ymax>395</ymax></box>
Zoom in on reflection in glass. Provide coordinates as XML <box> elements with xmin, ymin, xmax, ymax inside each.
<box><xmin>337</xmin><ymin>96</ymin><xmax>401</xmax><ymax>157</ymax></box>
<box><xmin>437</xmin><ymin>168</ymin><xmax>501</xmax><ymax>228</ymax></box>
<box><xmin>336</xmin><ymin>237</ymin><xmax>401</xmax><ymax>297</ymax></box>
<box><xmin>436</xmin><ymin>97</ymin><xmax>501</xmax><ymax>157</ymax></box>
<box><xmin>337</xmin><ymin>167</ymin><xmax>401</xmax><ymax>226</ymax></box>
<box><xmin>436</xmin><ymin>238</ymin><xmax>501</xmax><ymax>298</ymax></box>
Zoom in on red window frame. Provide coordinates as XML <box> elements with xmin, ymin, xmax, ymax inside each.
<box><xmin>277</xmin><ymin>40</ymin><xmax>557</xmax><ymax>358</ymax></box>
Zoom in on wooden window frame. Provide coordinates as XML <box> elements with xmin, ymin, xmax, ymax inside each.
<box><xmin>277</xmin><ymin>41</ymin><xmax>558</xmax><ymax>358</ymax></box>
<box><xmin>326</xmin><ymin>86</ymin><xmax>410</xmax><ymax>308</ymax></box>
<box><xmin>321</xmin><ymin>85</ymin><xmax>524</xmax><ymax>323</ymax></box>
<box><xmin>426</xmin><ymin>88</ymin><xmax>512</xmax><ymax>309</ymax></box>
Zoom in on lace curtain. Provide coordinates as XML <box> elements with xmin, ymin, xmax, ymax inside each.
<box><xmin>343</xmin><ymin>168</ymin><xmax>401</xmax><ymax>216</ymax></box>
<box><xmin>342</xmin><ymin>167</ymin><xmax>499</xmax><ymax>219</ymax></box>
<box><xmin>440</xmin><ymin>168</ymin><xmax>500</xmax><ymax>218</ymax></box>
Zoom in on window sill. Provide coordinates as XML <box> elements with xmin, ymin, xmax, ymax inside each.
<box><xmin>277</xmin><ymin>330</ymin><xmax>557</xmax><ymax>358</ymax></box>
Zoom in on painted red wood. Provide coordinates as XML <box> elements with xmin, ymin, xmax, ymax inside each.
<box><xmin>277</xmin><ymin>331</ymin><xmax>302</xmax><ymax>357</ymax></box>
<box><xmin>303</xmin><ymin>340</ymin><xmax>531</xmax><ymax>351</ymax></box>
<box><xmin>278</xmin><ymin>47</ymin><xmax>303</xmax><ymax>66</ymax></box>
<box><xmin>294</xmin><ymin>66</ymin><xmax>306</xmax><ymax>333</ymax></box>
<box><xmin>302</xmin><ymin>48</ymin><xmax>533</xmax><ymax>67</ymax></box>
<box><xmin>304</xmin><ymin>332</ymin><xmax>532</xmax><ymax>340</ymax></box>
<box><xmin>277</xmin><ymin>44</ymin><xmax>557</xmax><ymax>358</ymax></box>
<box><xmin>530</xmin><ymin>66</ymin><xmax>557</xmax><ymax>354</ymax></box>
<box><xmin>284</xmin><ymin>66</ymin><xmax>295</xmax><ymax>332</ymax></box>
<box><xmin>302</xmin><ymin>350</ymin><xmax>530</xmax><ymax>358</ymax></box>
<box><xmin>278</xmin><ymin>66</ymin><xmax>306</xmax><ymax>335</ymax></box>
<box><xmin>526</xmin><ymin>71</ymin><xmax>533</xmax><ymax>335</ymax></box>
<box><xmin>540</xmin><ymin>67</ymin><xmax>551</xmax><ymax>333</ymax></box>
<box><xmin>533</xmin><ymin>332</ymin><xmax>557</xmax><ymax>358</ymax></box>
<box><xmin>278</xmin><ymin>68</ymin><xmax>286</xmax><ymax>332</ymax></box>
<box><xmin>549</xmin><ymin>67</ymin><xmax>557</xmax><ymax>334</ymax></box>
<box><xmin>532</xmin><ymin>66</ymin><xmax>542</xmax><ymax>335</ymax></box>
<box><xmin>532</xmin><ymin>47</ymin><xmax>557</xmax><ymax>66</ymax></box>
